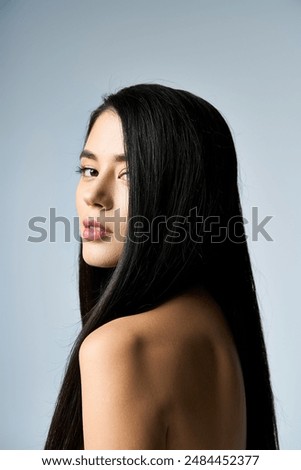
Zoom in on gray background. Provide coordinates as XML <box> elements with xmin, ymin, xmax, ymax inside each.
<box><xmin>0</xmin><ymin>0</ymin><xmax>300</xmax><ymax>449</ymax></box>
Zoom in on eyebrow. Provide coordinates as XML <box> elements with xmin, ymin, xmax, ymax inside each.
<box><xmin>79</xmin><ymin>149</ymin><xmax>127</xmax><ymax>163</ymax></box>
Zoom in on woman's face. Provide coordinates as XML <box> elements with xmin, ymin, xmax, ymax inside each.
<box><xmin>76</xmin><ymin>109</ymin><xmax>129</xmax><ymax>267</ymax></box>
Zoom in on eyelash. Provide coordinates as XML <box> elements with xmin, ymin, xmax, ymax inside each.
<box><xmin>75</xmin><ymin>165</ymin><xmax>129</xmax><ymax>180</ymax></box>
<box><xmin>75</xmin><ymin>166</ymin><xmax>96</xmax><ymax>177</ymax></box>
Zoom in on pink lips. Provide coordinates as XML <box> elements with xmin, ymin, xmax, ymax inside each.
<box><xmin>82</xmin><ymin>218</ymin><xmax>111</xmax><ymax>241</ymax></box>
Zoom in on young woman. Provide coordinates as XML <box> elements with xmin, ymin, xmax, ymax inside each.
<box><xmin>45</xmin><ymin>84</ymin><xmax>279</xmax><ymax>450</ymax></box>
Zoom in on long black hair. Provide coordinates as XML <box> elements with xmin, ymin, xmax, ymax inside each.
<box><xmin>45</xmin><ymin>83</ymin><xmax>279</xmax><ymax>449</ymax></box>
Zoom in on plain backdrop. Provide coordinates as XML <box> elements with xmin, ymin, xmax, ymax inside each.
<box><xmin>0</xmin><ymin>0</ymin><xmax>300</xmax><ymax>449</ymax></box>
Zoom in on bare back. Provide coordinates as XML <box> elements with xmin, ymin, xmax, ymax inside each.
<box><xmin>125</xmin><ymin>286</ymin><xmax>247</xmax><ymax>449</ymax></box>
<box><xmin>80</xmin><ymin>285</ymin><xmax>247</xmax><ymax>449</ymax></box>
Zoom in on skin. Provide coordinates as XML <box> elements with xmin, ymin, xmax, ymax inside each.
<box><xmin>76</xmin><ymin>109</ymin><xmax>129</xmax><ymax>268</ymax></box>
<box><xmin>79</xmin><ymin>286</ymin><xmax>247</xmax><ymax>449</ymax></box>
<box><xmin>77</xmin><ymin>110</ymin><xmax>247</xmax><ymax>449</ymax></box>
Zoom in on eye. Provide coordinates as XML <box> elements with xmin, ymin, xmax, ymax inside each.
<box><xmin>119</xmin><ymin>170</ymin><xmax>129</xmax><ymax>181</ymax></box>
<box><xmin>75</xmin><ymin>166</ymin><xmax>98</xmax><ymax>177</ymax></box>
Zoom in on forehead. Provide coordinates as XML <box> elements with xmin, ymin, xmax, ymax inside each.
<box><xmin>85</xmin><ymin>110</ymin><xmax>124</xmax><ymax>157</ymax></box>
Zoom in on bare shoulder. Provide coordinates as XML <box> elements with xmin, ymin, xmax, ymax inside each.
<box><xmin>79</xmin><ymin>285</ymin><xmax>233</xmax><ymax>372</ymax></box>
<box><xmin>79</xmin><ymin>287</ymin><xmax>246</xmax><ymax>449</ymax></box>
<box><xmin>79</xmin><ymin>315</ymin><xmax>142</xmax><ymax>364</ymax></box>
<box><xmin>79</xmin><ymin>316</ymin><xmax>167</xmax><ymax>450</ymax></box>
<box><xmin>79</xmin><ymin>316</ymin><xmax>149</xmax><ymax>404</ymax></box>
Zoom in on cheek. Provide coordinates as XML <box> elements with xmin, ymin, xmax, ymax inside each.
<box><xmin>120</xmin><ymin>189</ymin><xmax>129</xmax><ymax>217</ymax></box>
<box><xmin>75</xmin><ymin>184</ymin><xmax>82</xmax><ymax>214</ymax></box>
<box><xmin>115</xmin><ymin>191</ymin><xmax>128</xmax><ymax>237</ymax></box>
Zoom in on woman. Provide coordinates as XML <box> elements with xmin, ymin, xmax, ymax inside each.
<box><xmin>45</xmin><ymin>84</ymin><xmax>279</xmax><ymax>450</ymax></box>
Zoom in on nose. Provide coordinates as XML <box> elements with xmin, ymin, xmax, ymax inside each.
<box><xmin>82</xmin><ymin>177</ymin><xmax>113</xmax><ymax>211</ymax></box>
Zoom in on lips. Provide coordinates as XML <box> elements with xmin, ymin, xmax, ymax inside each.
<box><xmin>82</xmin><ymin>217</ymin><xmax>111</xmax><ymax>240</ymax></box>
<box><xmin>83</xmin><ymin>218</ymin><xmax>109</xmax><ymax>232</ymax></box>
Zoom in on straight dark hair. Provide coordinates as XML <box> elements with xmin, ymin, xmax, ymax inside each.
<box><xmin>45</xmin><ymin>83</ymin><xmax>279</xmax><ymax>449</ymax></box>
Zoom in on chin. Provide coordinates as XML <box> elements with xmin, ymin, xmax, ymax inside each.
<box><xmin>82</xmin><ymin>245</ymin><xmax>120</xmax><ymax>268</ymax></box>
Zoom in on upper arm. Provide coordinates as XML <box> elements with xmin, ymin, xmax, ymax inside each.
<box><xmin>79</xmin><ymin>321</ymin><xmax>167</xmax><ymax>450</ymax></box>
